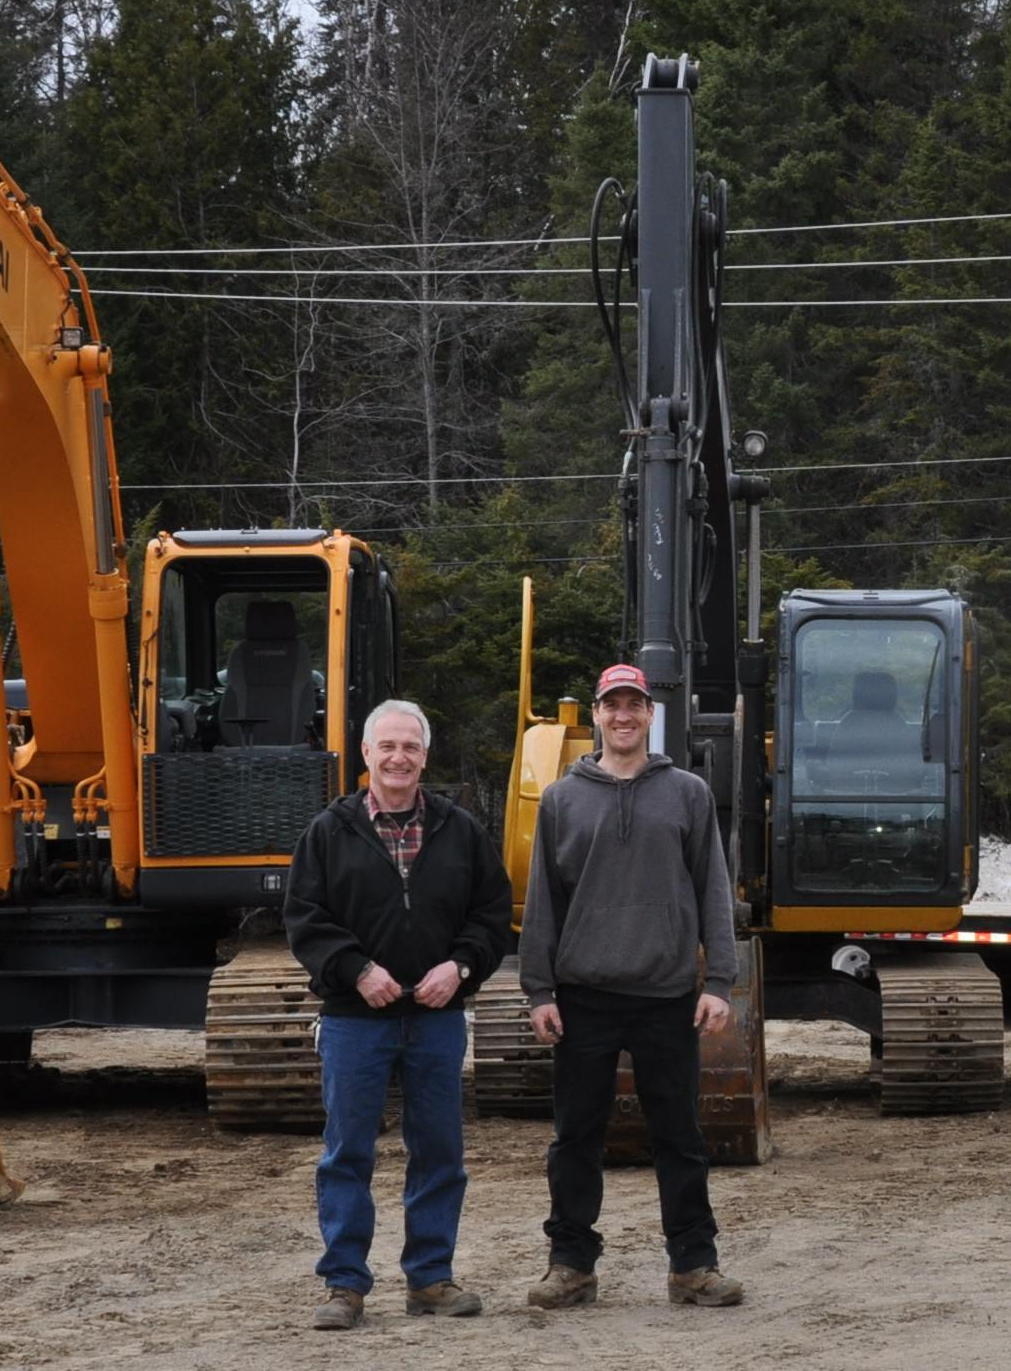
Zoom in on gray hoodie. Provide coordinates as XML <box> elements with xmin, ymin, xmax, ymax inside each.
<box><xmin>519</xmin><ymin>752</ymin><xmax>737</xmax><ymax>1007</ymax></box>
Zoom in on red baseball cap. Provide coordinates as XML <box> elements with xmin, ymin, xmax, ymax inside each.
<box><xmin>593</xmin><ymin>663</ymin><xmax>651</xmax><ymax>701</ymax></box>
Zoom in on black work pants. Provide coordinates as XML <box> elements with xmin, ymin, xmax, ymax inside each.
<box><xmin>544</xmin><ymin>985</ymin><xmax>718</xmax><ymax>1274</ymax></box>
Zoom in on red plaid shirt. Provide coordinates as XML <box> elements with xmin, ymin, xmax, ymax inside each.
<box><xmin>367</xmin><ymin>787</ymin><xmax>425</xmax><ymax>877</ymax></box>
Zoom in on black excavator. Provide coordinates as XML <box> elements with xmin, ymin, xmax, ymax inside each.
<box><xmin>473</xmin><ymin>53</ymin><xmax>1003</xmax><ymax>1163</ymax></box>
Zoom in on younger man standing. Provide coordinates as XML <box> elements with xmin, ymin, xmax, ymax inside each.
<box><xmin>520</xmin><ymin>664</ymin><xmax>743</xmax><ymax>1310</ymax></box>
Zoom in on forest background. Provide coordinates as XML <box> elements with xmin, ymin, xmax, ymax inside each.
<box><xmin>4</xmin><ymin>0</ymin><xmax>1011</xmax><ymax>834</ymax></box>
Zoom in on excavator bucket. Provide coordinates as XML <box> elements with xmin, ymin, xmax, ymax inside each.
<box><xmin>474</xmin><ymin>938</ymin><xmax>772</xmax><ymax>1165</ymax></box>
<box><xmin>606</xmin><ymin>938</ymin><xmax>771</xmax><ymax>1164</ymax></box>
<box><xmin>697</xmin><ymin>938</ymin><xmax>772</xmax><ymax>1163</ymax></box>
<box><xmin>0</xmin><ymin>1141</ymin><xmax>25</xmax><ymax>1205</ymax></box>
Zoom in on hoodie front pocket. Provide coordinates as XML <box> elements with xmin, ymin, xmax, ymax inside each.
<box><xmin>556</xmin><ymin>902</ymin><xmax>682</xmax><ymax>990</ymax></box>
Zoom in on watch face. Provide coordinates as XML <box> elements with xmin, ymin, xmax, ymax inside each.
<box><xmin>458</xmin><ymin>963</ymin><xmax>471</xmax><ymax>979</ymax></box>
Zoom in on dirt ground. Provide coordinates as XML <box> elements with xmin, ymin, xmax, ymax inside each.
<box><xmin>2</xmin><ymin>1019</ymin><xmax>1011</xmax><ymax>1371</ymax></box>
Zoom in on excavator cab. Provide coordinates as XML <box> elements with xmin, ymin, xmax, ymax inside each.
<box><xmin>140</xmin><ymin>529</ymin><xmax>401</xmax><ymax>1127</ymax></box>
<box><xmin>137</xmin><ymin>529</ymin><xmax>397</xmax><ymax>912</ymax></box>
<box><xmin>771</xmin><ymin>589</ymin><xmax>978</xmax><ymax>930</ymax></box>
<box><xmin>767</xmin><ymin>590</ymin><xmax>1001</xmax><ymax>1116</ymax></box>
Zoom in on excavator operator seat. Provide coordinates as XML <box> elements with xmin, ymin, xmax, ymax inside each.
<box><xmin>218</xmin><ymin>600</ymin><xmax>315</xmax><ymax>747</ymax></box>
<box><xmin>826</xmin><ymin>670</ymin><xmax>920</xmax><ymax>793</ymax></box>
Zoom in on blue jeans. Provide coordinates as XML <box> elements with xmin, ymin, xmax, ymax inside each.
<box><xmin>315</xmin><ymin>1010</ymin><xmax>468</xmax><ymax>1294</ymax></box>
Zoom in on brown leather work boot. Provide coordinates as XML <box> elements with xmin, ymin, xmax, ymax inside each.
<box><xmin>313</xmin><ymin>1287</ymin><xmax>365</xmax><ymax>1329</ymax></box>
<box><xmin>405</xmin><ymin>1280</ymin><xmax>483</xmax><ymax>1317</ymax></box>
<box><xmin>668</xmin><ymin>1266</ymin><xmax>743</xmax><ymax>1307</ymax></box>
<box><xmin>527</xmin><ymin>1264</ymin><xmax>599</xmax><ymax>1309</ymax></box>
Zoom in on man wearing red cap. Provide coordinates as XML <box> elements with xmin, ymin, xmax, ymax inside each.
<box><xmin>520</xmin><ymin>664</ymin><xmax>742</xmax><ymax>1311</ymax></box>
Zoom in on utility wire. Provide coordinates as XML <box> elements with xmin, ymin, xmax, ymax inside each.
<box><xmin>78</xmin><ymin>250</ymin><xmax>1011</xmax><ymax>279</ymax></box>
<box><xmin>765</xmin><ymin>493</ymin><xmax>1011</xmax><ymax>517</ymax></box>
<box><xmin>83</xmin><ymin>285</ymin><xmax>1011</xmax><ymax>308</ymax></box>
<box><xmin>83</xmin><ymin>265</ymin><xmax>596</xmax><ymax>277</ymax></box>
<box><xmin>325</xmin><ymin>494</ymin><xmax>1011</xmax><ymax>542</ymax></box>
<box><xmin>731</xmin><ymin>211</ymin><xmax>1011</xmax><ymax>235</ymax></box>
<box><xmin>109</xmin><ymin>492</ymin><xmax>1001</xmax><ymax>544</ymax></box>
<box><xmin>749</xmin><ymin>454</ymin><xmax>1011</xmax><ymax>476</ymax></box>
<box><xmin>72</xmin><ymin>210</ymin><xmax>1011</xmax><ymax>259</ymax></box>
<box><xmin>118</xmin><ymin>453</ymin><xmax>1011</xmax><ymax>492</ymax></box>
<box><xmin>353</xmin><ymin>516</ymin><xmax>604</xmax><ymax>535</ymax></box>
<box><xmin>769</xmin><ymin>533</ymin><xmax>1011</xmax><ymax>554</ymax></box>
<box><xmin>86</xmin><ymin>287</ymin><xmax>605</xmax><ymax>308</ymax></box>
<box><xmin>726</xmin><ymin>297</ymin><xmax>1011</xmax><ymax>307</ymax></box>
<box><xmin>429</xmin><ymin>555</ymin><xmax>617</xmax><ymax>568</ymax></box>
<box><xmin>119</xmin><ymin>472</ymin><xmax>619</xmax><ymax>491</ymax></box>
<box><xmin>422</xmin><ymin>532</ymin><xmax>1011</xmax><ymax>569</ymax></box>
<box><xmin>76</xmin><ymin>235</ymin><xmax>605</xmax><ymax>257</ymax></box>
<box><xmin>731</xmin><ymin>253</ymin><xmax>1011</xmax><ymax>271</ymax></box>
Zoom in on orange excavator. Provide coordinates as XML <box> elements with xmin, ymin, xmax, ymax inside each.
<box><xmin>0</xmin><ymin>159</ymin><xmax>397</xmax><ymax>1124</ymax></box>
<box><xmin>473</xmin><ymin>54</ymin><xmax>1003</xmax><ymax>1163</ymax></box>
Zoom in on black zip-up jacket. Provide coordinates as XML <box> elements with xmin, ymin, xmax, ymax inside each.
<box><xmin>283</xmin><ymin>787</ymin><xmax>512</xmax><ymax>1017</ymax></box>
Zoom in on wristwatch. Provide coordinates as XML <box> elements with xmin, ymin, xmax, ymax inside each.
<box><xmin>454</xmin><ymin>960</ymin><xmax>472</xmax><ymax>982</ymax></box>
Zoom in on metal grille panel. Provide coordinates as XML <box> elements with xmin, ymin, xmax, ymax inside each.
<box><xmin>143</xmin><ymin>751</ymin><xmax>338</xmax><ymax>857</ymax></box>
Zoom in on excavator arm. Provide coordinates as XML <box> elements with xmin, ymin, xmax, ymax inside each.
<box><xmin>0</xmin><ymin>160</ymin><xmax>137</xmax><ymax>897</ymax></box>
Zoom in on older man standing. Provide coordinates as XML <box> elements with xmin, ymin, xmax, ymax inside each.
<box><xmin>285</xmin><ymin>699</ymin><xmax>511</xmax><ymax>1330</ymax></box>
<box><xmin>520</xmin><ymin>664</ymin><xmax>743</xmax><ymax>1311</ymax></box>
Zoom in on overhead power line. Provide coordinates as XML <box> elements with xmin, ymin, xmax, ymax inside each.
<box><xmin>119</xmin><ymin>453</ymin><xmax>1011</xmax><ymax>493</ymax></box>
<box><xmin>83</xmin><ymin>286</ymin><xmax>1011</xmax><ymax>308</ymax></box>
<box><xmin>71</xmin><ymin>210</ymin><xmax>1011</xmax><ymax>259</ymax></box>
<box><xmin>76</xmin><ymin>235</ymin><xmax>603</xmax><ymax>257</ymax></box>
<box><xmin>749</xmin><ymin>453</ymin><xmax>1011</xmax><ymax>476</ymax></box>
<box><xmin>727</xmin><ymin>297</ymin><xmax>1011</xmax><ymax>307</ymax></box>
<box><xmin>119</xmin><ymin>472</ymin><xmax>619</xmax><ymax>491</ymax></box>
<box><xmin>87</xmin><ymin>287</ymin><xmax>604</xmax><ymax>308</ymax></box>
<box><xmin>84</xmin><ymin>265</ymin><xmax>596</xmax><ymax>277</ymax></box>
<box><xmin>78</xmin><ymin>250</ymin><xmax>1011</xmax><ymax>278</ymax></box>
<box><xmin>326</xmin><ymin>492</ymin><xmax>1011</xmax><ymax>542</ymax></box>
<box><xmin>734</xmin><ymin>253</ymin><xmax>1011</xmax><ymax>271</ymax></box>
<box><xmin>767</xmin><ymin>492</ymin><xmax>1011</xmax><ymax>516</ymax></box>
<box><xmin>769</xmin><ymin>533</ymin><xmax>1011</xmax><ymax>554</ymax></box>
<box><xmin>731</xmin><ymin>211</ymin><xmax>1011</xmax><ymax>235</ymax></box>
<box><xmin>430</xmin><ymin>555</ymin><xmax>617</xmax><ymax>568</ymax></box>
<box><xmin>423</xmin><ymin>532</ymin><xmax>1011</xmax><ymax>569</ymax></box>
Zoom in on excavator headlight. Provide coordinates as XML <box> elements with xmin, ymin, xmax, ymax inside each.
<box><xmin>742</xmin><ymin>429</ymin><xmax>768</xmax><ymax>461</ymax></box>
<box><xmin>60</xmin><ymin>325</ymin><xmax>85</xmax><ymax>350</ymax></box>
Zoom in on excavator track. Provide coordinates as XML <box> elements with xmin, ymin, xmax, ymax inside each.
<box><xmin>876</xmin><ymin>953</ymin><xmax>1005</xmax><ymax>1115</ymax></box>
<box><xmin>205</xmin><ymin>939</ymin><xmax>323</xmax><ymax>1129</ymax></box>
<box><xmin>472</xmin><ymin>955</ymin><xmax>553</xmax><ymax>1116</ymax></box>
<box><xmin>472</xmin><ymin>940</ymin><xmax>771</xmax><ymax>1165</ymax></box>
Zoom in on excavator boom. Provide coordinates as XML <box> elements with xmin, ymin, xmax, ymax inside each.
<box><xmin>0</xmin><ymin>159</ymin><xmax>136</xmax><ymax>893</ymax></box>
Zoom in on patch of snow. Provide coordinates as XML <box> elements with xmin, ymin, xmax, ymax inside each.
<box><xmin>976</xmin><ymin>834</ymin><xmax>1011</xmax><ymax>901</ymax></box>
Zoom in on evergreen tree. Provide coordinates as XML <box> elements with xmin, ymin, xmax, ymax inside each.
<box><xmin>63</xmin><ymin>0</ymin><xmax>304</xmax><ymax>529</ymax></box>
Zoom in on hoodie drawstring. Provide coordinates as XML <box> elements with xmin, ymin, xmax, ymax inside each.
<box><xmin>573</xmin><ymin>751</ymin><xmax>672</xmax><ymax>843</ymax></box>
<box><xmin>616</xmin><ymin>780</ymin><xmax>635</xmax><ymax>843</ymax></box>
